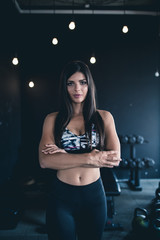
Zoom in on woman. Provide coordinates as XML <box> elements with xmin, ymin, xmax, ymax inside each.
<box><xmin>39</xmin><ymin>60</ymin><xmax>121</xmax><ymax>240</ymax></box>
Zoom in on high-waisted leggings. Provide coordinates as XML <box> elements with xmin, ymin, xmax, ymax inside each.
<box><xmin>46</xmin><ymin>176</ymin><xmax>107</xmax><ymax>240</ymax></box>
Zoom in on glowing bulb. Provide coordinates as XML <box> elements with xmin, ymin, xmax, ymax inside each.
<box><xmin>155</xmin><ymin>70</ymin><xmax>160</xmax><ymax>77</ymax></box>
<box><xmin>12</xmin><ymin>57</ymin><xmax>19</xmax><ymax>65</ymax></box>
<box><xmin>69</xmin><ymin>21</ymin><xmax>75</xmax><ymax>30</ymax></box>
<box><xmin>29</xmin><ymin>81</ymin><xmax>34</xmax><ymax>88</ymax></box>
<box><xmin>90</xmin><ymin>56</ymin><xmax>96</xmax><ymax>64</ymax></box>
<box><xmin>122</xmin><ymin>25</ymin><xmax>129</xmax><ymax>33</ymax></box>
<box><xmin>84</xmin><ymin>3</ymin><xmax>90</xmax><ymax>8</ymax></box>
<box><xmin>52</xmin><ymin>37</ymin><xmax>58</xmax><ymax>45</ymax></box>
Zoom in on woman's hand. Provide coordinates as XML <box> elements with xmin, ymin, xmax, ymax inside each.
<box><xmin>89</xmin><ymin>149</ymin><xmax>121</xmax><ymax>168</ymax></box>
<box><xmin>42</xmin><ymin>144</ymin><xmax>66</xmax><ymax>154</ymax></box>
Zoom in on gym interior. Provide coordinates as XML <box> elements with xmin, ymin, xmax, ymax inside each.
<box><xmin>0</xmin><ymin>0</ymin><xmax>160</xmax><ymax>239</ymax></box>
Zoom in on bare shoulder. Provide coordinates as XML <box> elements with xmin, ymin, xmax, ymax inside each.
<box><xmin>40</xmin><ymin>112</ymin><xmax>59</xmax><ymax>142</ymax></box>
<box><xmin>42</xmin><ymin>112</ymin><xmax>59</xmax><ymax>132</ymax></box>
<box><xmin>44</xmin><ymin>112</ymin><xmax>58</xmax><ymax>124</ymax></box>
<box><xmin>45</xmin><ymin>111</ymin><xmax>58</xmax><ymax>120</ymax></box>
<box><xmin>97</xmin><ymin>109</ymin><xmax>114</xmax><ymax>124</ymax></box>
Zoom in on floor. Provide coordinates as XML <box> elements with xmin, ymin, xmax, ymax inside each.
<box><xmin>0</xmin><ymin>179</ymin><xmax>159</xmax><ymax>240</ymax></box>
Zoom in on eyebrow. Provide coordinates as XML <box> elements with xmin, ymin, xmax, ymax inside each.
<box><xmin>67</xmin><ymin>78</ymin><xmax>87</xmax><ymax>82</ymax></box>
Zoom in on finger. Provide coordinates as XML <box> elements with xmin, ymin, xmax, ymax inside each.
<box><xmin>106</xmin><ymin>153</ymin><xmax>120</xmax><ymax>158</ymax></box>
<box><xmin>49</xmin><ymin>149</ymin><xmax>61</xmax><ymax>154</ymax></box>
<box><xmin>42</xmin><ymin>148</ymin><xmax>66</xmax><ymax>154</ymax></box>
<box><xmin>43</xmin><ymin>146</ymin><xmax>58</xmax><ymax>151</ymax></box>
<box><xmin>45</xmin><ymin>145</ymin><xmax>58</xmax><ymax>149</ymax></box>
<box><xmin>42</xmin><ymin>148</ymin><xmax>53</xmax><ymax>152</ymax></box>
<box><xmin>49</xmin><ymin>151</ymin><xmax>56</xmax><ymax>154</ymax></box>
<box><xmin>102</xmin><ymin>152</ymin><xmax>119</xmax><ymax>158</ymax></box>
<box><xmin>46</xmin><ymin>147</ymin><xmax>57</xmax><ymax>151</ymax></box>
<box><xmin>42</xmin><ymin>150</ymin><xmax>56</xmax><ymax>154</ymax></box>
<box><xmin>104</xmin><ymin>159</ymin><xmax>120</xmax><ymax>166</ymax></box>
<box><xmin>105</xmin><ymin>156</ymin><xmax>121</xmax><ymax>162</ymax></box>
<box><xmin>106</xmin><ymin>150</ymin><xmax>119</xmax><ymax>154</ymax></box>
<box><xmin>42</xmin><ymin>151</ymin><xmax>49</xmax><ymax>155</ymax></box>
<box><xmin>112</xmin><ymin>157</ymin><xmax>122</xmax><ymax>161</ymax></box>
<box><xmin>48</xmin><ymin>149</ymin><xmax>67</xmax><ymax>154</ymax></box>
<box><xmin>95</xmin><ymin>149</ymin><xmax>100</xmax><ymax>152</ymax></box>
<box><xmin>42</xmin><ymin>150</ymin><xmax>49</xmax><ymax>154</ymax></box>
<box><xmin>102</xmin><ymin>164</ymin><xmax>114</xmax><ymax>168</ymax></box>
<box><xmin>45</xmin><ymin>144</ymin><xmax>56</xmax><ymax>147</ymax></box>
<box><xmin>106</xmin><ymin>152</ymin><xmax>120</xmax><ymax>158</ymax></box>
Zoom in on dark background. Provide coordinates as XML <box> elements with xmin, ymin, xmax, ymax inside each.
<box><xmin>0</xmin><ymin>0</ymin><xmax>160</xmax><ymax>186</ymax></box>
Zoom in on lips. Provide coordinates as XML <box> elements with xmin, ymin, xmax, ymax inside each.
<box><xmin>73</xmin><ymin>94</ymin><xmax>82</xmax><ymax>98</ymax></box>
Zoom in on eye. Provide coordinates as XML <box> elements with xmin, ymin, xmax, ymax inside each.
<box><xmin>80</xmin><ymin>80</ymin><xmax>87</xmax><ymax>85</ymax></box>
<box><xmin>67</xmin><ymin>81</ymin><xmax>74</xmax><ymax>86</ymax></box>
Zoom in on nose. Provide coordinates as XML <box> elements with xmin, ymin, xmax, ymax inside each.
<box><xmin>74</xmin><ymin>83</ymin><xmax>81</xmax><ymax>91</ymax></box>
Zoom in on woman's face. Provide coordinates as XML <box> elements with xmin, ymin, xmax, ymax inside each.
<box><xmin>67</xmin><ymin>72</ymin><xmax>88</xmax><ymax>104</ymax></box>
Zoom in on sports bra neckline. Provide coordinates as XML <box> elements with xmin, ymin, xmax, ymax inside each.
<box><xmin>65</xmin><ymin>128</ymin><xmax>86</xmax><ymax>137</ymax></box>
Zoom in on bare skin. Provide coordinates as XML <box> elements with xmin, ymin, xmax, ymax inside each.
<box><xmin>39</xmin><ymin>72</ymin><xmax>121</xmax><ymax>186</ymax></box>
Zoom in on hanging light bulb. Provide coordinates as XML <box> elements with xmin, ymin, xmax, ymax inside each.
<box><xmin>52</xmin><ymin>37</ymin><xmax>58</xmax><ymax>45</ymax></box>
<box><xmin>90</xmin><ymin>56</ymin><xmax>96</xmax><ymax>64</ymax></box>
<box><xmin>122</xmin><ymin>0</ymin><xmax>129</xmax><ymax>34</ymax></box>
<box><xmin>12</xmin><ymin>57</ymin><xmax>19</xmax><ymax>65</ymax></box>
<box><xmin>69</xmin><ymin>0</ymin><xmax>76</xmax><ymax>30</ymax></box>
<box><xmin>51</xmin><ymin>1</ymin><xmax>59</xmax><ymax>45</ymax></box>
<box><xmin>29</xmin><ymin>81</ymin><xmax>34</xmax><ymax>88</ymax></box>
<box><xmin>122</xmin><ymin>25</ymin><xmax>129</xmax><ymax>33</ymax></box>
<box><xmin>69</xmin><ymin>21</ymin><xmax>76</xmax><ymax>30</ymax></box>
<box><xmin>155</xmin><ymin>70</ymin><xmax>160</xmax><ymax>77</ymax></box>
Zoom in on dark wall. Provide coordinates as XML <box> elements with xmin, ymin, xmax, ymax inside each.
<box><xmin>0</xmin><ymin>63</ymin><xmax>21</xmax><ymax>185</ymax></box>
<box><xmin>0</xmin><ymin>1</ymin><xmax>160</xmax><ymax>183</ymax></box>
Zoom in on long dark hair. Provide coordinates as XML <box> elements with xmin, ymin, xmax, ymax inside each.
<box><xmin>54</xmin><ymin>60</ymin><xmax>105</xmax><ymax>150</ymax></box>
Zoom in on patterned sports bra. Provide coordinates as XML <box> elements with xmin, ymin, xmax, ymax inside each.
<box><xmin>61</xmin><ymin>124</ymin><xmax>99</xmax><ymax>153</ymax></box>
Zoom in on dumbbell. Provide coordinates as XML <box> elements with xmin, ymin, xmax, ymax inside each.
<box><xmin>119</xmin><ymin>158</ymin><xmax>129</xmax><ymax>168</ymax></box>
<box><xmin>143</xmin><ymin>157</ymin><xmax>155</xmax><ymax>167</ymax></box>
<box><xmin>135</xmin><ymin>158</ymin><xmax>145</xmax><ymax>169</ymax></box>
<box><xmin>135</xmin><ymin>135</ymin><xmax>144</xmax><ymax>144</ymax></box>
<box><xmin>128</xmin><ymin>158</ymin><xmax>136</xmax><ymax>168</ymax></box>
<box><xmin>120</xmin><ymin>135</ymin><xmax>128</xmax><ymax>144</ymax></box>
<box><xmin>127</xmin><ymin>135</ymin><xmax>136</xmax><ymax>144</ymax></box>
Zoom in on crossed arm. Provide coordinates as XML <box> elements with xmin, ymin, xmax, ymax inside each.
<box><xmin>38</xmin><ymin>111</ymin><xmax>121</xmax><ymax>170</ymax></box>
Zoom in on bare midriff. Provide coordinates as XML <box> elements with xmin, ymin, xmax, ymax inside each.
<box><xmin>57</xmin><ymin>167</ymin><xmax>100</xmax><ymax>186</ymax></box>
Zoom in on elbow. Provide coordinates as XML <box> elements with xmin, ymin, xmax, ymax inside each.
<box><xmin>40</xmin><ymin>161</ymin><xmax>46</xmax><ymax>169</ymax></box>
<box><xmin>39</xmin><ymin>155</ymin><xmax>47</xmax><ymax>169</ymax></box>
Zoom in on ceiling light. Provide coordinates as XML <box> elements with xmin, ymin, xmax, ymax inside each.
<box><xmin>155</xmin><ymin>70</ymin><xmax>160</xmax><ymax>77</ymax></box>
<box><xmin>122</xmin><ymin>25</ymin><xmax>129</xmax><ymax>33</ymax></box>
<box><xmin>52</xmin><ymin>37</ymin><xmax>58</xmax><ymax>45</ymax></box>
<box><xmin>51</xmin><ymin>0</ymin><xmax>58</xmax><ymax>45</ymax></box>
<box><xmin>84</xmin><ymin>3</ymin><xmax>90</xmax><ymax>8</ymax></box>
<box><xmin>69</xmin><ymin>0</ymin><xmax>76</xmax><ymax>30</ymax></box>
<box><xmin>90</xmin><ymin>56</ymin><xmax>96</xmax><ymax>64</ymax></box>
<box><xmin>29</xmin><ymin>81</ymin><xmax>34</xmax><ymax>88</ymax></box>
<box><xmin>122</xmin><ymin>0</ymin><xmax>129</xmax><ymax>34</ymax></box>
<box><xmin>69</xmin><ymin>21</ymin><xmax>76</xmax><ymax>30</ymax></box>
<box><xmin>12</xmin><ymin>57</ymin><xmax>19</xmax><ymax>65</ymax></box>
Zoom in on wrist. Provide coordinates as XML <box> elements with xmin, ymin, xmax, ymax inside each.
<box><xmin>87</xmin><ymin>152</ymin><xmax>95</xmax><ymax>166</ymax></box>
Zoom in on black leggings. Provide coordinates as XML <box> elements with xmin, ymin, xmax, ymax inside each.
<box><xmin>46</xmin><ymin>176</ymin><xmax>107</xmax><ymax>240</ymax></box>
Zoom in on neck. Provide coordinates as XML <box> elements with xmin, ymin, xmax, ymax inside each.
<box><xmin>72</xmin><ymin>103</ymin><xmax>84</xmax><ymax>116</ymax></box>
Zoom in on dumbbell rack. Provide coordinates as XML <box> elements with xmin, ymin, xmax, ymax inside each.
<box><xmin>128</xmin><ymin>143</ymin><xmax>142</xmax><ymax>191</ymax></box>
<box><xmin>119</xmin><ymin>135</ymin><xmax>154</xmax><ymax>191</ymax></box>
